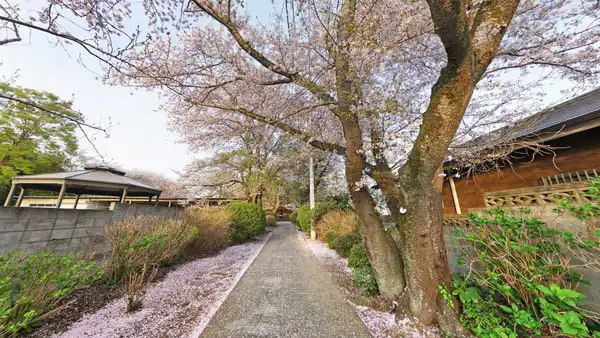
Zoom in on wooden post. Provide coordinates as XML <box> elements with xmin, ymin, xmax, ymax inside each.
<box><xmin>56</xmin><ymin>183</ymin><xmax>66</xmax><ymax>209</ymax></box>
<box><xmin>309</xmin><ymin>155</ymin><xmax>316</xmax><ymax>240</ymax></box>
<box><xmin>448</xmin><ymin>175</ymin><xmax>462</xmax><ymax>215</ymax></box>
<box><xmin>4</xmin><ymin>183</ymin><xmax>16</xmax><ymax>207</ymax></box>
<box><xmin>15</xmin><ymin>187</ymin><xmax>25</xmax><ymax>208</ymax></box>
<box><xmin>120</xmin><ymin>187</ymin><xmax>128</xmax><ymax>204</ymax></box>
<box><xmin>155</xmin><ymin>193</ymin><xmax>161</xmax><ymax>206</ymax></box>
<box><xmin>73</xmin><ymin>194</ymin><xmax>81</xmax><ymax>209</ymax></box>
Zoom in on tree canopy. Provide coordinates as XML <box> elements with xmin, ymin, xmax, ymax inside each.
<box><xmin>0</xmin><ymin>84</ymin><xmax>80</xmax><ymax>198</ymax></box>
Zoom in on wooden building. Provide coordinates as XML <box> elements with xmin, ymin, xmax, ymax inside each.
<box><xmin>442</xmin><ymin>88</ymin><xmax>600</xmax><ymax>216</ymax></box>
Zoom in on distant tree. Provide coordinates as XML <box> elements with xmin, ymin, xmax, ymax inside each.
<box><xmin>0</xmin><ymin>85</ymin><xmax>81</xmax><ymax>199</ymax></box>
<box><xmin>127</xmin><ymin>169</ymin><xmax>187</xmax><ymax>198</ymax></box>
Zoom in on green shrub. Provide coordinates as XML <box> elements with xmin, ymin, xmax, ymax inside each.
<box><xmin>330</xmin><ymin>232</ymin><xmax>361</xmax><ymax>258</ymax></box>
<box><xmin>450</xmin><ymin>277</ymin><xmax>515</xmax><ymax>338</ymax></box>
<box><xmin>225</xmin><ymin>201</ymin><xmax>266</xmax><ymax>243</ymax></box>
<box><xmin>290</xmin><ymin>211</ymin><xmax>298</xmax><ymax>224</ymax></box>
<box><xmin>297</xmin><ymin>204</ymin><xmax>312</xmax><ymax>232</ymax></box>
<box><xmin>265</xmin><ymin>214</ymin><xmax>277</xmax><ymax>227</ymax></box>
<box><xmin>452</xmin><ymin>205</ymin><xmax>600</xmax><ymax>337</ymax></box>
<box><xmin>323</xmin><ymin>231</ymin><xmax>339</xmax><ymax>248</ymax></box>
<box><xmin>264</xmin><ymin>211</ymin><xmax>277</xmax><ymax>217</ymax></box>
<box><xmin>347</xmin><ymin>243</ymin><xmax>379</xmax><ymax>296</ymax></box>
<box><xmin>0</xmin><ymin>251</ymin><xmax>102</xmax><ymax>335</ymax></box>
<box><xmin>348</xmin><ymin>243</ymin><xmax>370</xmax><ymax>269</ymax></box>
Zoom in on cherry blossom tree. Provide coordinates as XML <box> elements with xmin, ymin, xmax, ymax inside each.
<box><xmin>4</xmin><ymin>0</ymin><xmax>600</xmax><ymax>334</ymax></box>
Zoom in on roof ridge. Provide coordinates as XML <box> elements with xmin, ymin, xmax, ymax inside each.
<box><xmin>67</xmin><ymin>169</ymin><xmax>94</xmax><ymax>179</ymax></box>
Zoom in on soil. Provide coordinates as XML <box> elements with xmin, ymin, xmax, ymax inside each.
<box><xmin>24</xmin><ymin>282</ymin><xmax>122</xmax><ymax>338</ymax></box>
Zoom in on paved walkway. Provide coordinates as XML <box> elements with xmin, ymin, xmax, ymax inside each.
<box><xmin>201</xmin><ymin>222</ymin><xmax>372</xmax><ymax>338</ymax></box>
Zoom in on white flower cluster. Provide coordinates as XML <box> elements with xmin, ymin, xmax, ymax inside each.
<box><xmin>353</xmin><ymin>172</ymin><xmax>371</xmax><ymax>192</ymax></box>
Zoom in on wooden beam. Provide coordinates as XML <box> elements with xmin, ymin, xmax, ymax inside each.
<box><xmin>120</xmin><ymin>187</ymin><xmax>128</xmax><ymax>204</ymax></box>
<box><xmin>154</xmin><ymin>193</ymin><xmax>161</xmax><ymax>206</ymax></box>
<box><xmin>56</xmin><ymin>183</ymin><xmax>67</xmax><ymax>209</ymax></box>
<box><xmin>3</xmin><ymin>183</ymin><xmax>16</xmax><ymax>207</ymax></box>
<box><xmin>448</xmin><ymin>176</ymin><xmax>462</xmax><ymax>215</ymax></box>
<box><xmin>15</xmin><ymin>187</ymin><xmax>25</xmax><ymax>207</ymax></box>
<box><xmin>73</xmin><ymin>194</ymin><xmax>81</xmax><ymax>209</ymax></box>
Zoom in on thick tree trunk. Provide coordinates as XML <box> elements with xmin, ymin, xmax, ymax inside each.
<box><xmin>351</xmin><ymin>187</ymin><xmax>406</xmax><ymax>298</ymax></box>
<box><xmin>342</xmin><ymin>117</ymin><xmax>406</xmax><ymax>299</ymax></box>
<box><xmin>395</xmin><ymin>167</ymin><xmax>468</xmax><ymax>335</ymax></box>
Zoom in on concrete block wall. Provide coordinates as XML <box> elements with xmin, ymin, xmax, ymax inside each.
<box><xmin>0</xmin><ymin>204</ymin><xmax>183</xmax><ymax>255</ymax></box>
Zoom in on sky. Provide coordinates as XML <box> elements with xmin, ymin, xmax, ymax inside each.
<box><xmin>0</xmin><ymin>2</ymin><xmax>276</xmax><ymax>179</ymax></box>
<box><xmin>1</xmin><ymin>35</ymin><xmax>189</xmax><ymax>178</ymax></box>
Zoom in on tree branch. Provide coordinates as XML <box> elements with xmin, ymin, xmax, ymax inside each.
<box><xmin>186</xmin><ymin>99</ymin><xmax>346</xmax><ymax>155</ymax></box>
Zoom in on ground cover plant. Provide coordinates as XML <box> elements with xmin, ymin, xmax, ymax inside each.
<box><xmin>0</xmin><ymin>251</ymin><xmax>102</xmax><ymax>336</ymax></box>
<box><xmin>449</xmin><ymin>179</ymin><xmax>600</xmax><ymax>337</ymax></box>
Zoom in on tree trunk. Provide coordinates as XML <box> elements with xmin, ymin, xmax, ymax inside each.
<box><xmin>351</xmin><ymin>187</ymin><xmax>406</xmax><ymax>298</ymax></box>
<box><xmin>341</xmin><ymin>117</ymin><xmax>406</xmax><ymax>299</ymax></box>
<box><xmin>395</xmin><ymin>166</ymin><xmax>468</xmax><ymax>335</ymax></box>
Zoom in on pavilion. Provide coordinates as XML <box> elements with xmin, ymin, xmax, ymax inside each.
<box><xmin>3</xmin><ymin>166</ymin><xmax>162</xmax><ymax>209</ymax></box>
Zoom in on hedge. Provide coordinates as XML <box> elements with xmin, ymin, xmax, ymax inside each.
<box><xmin>225</xmin><ymin>201</ymin><xmax>266</xmax><ymax>242</ymax></box>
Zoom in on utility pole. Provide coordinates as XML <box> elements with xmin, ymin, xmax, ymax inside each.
<box><xmin>309</xmin><ymin>155</ymin><xmax>316</xmax><ymax>240</ymax></box>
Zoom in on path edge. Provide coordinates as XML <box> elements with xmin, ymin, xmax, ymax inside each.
<box><xmin>188</xmin><ymin>230</ymin><xmax>273</xmax><ymax>338</ymax></box>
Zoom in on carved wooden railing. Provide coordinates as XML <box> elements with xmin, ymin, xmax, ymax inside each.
<box><xmin>484</xmin><ymin>182</ymin><xmax>596</xmax><ymax>207</ymax></box>
<box><xmin>443</xmin><ymin>214</ymin><xmax>471</xmax><ymax>227</ymax></box>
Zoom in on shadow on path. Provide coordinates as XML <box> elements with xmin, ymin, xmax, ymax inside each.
<box><xmin>200</xmin><ymin>222</ymin><xmax>372</xmax><ymax>338</ymax></box>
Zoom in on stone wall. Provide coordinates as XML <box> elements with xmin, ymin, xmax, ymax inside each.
<box><xmin>0</xmin><ymin>204</ymin><xmax>183</xmax><ymax>255</ymax></box>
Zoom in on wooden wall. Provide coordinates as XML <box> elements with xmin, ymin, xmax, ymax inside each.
<box><xmin>442</xmin><ymin>126</ymin><xmax>600</xmax><ymax>215</ymax></box>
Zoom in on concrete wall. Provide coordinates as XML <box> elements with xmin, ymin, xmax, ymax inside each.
<box><xmin>0</xmin><ymin>204</ymin><xmax>183</xmax><ymax>255</ymax></box>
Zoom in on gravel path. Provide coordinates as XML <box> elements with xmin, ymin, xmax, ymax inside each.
<box><xmin>54</xmin><ymin>232</ymin><xmax>271</xmax><ymax>338</ymax></box>
<box><xmin>200</xmin><ymin>222</ymin><xmax>372</xmax><ymax>338</ymax></box>
<box><xmin>302</xmin><ymin>233</ymin><xmax>441</xmax><ymax>338</ymax></box>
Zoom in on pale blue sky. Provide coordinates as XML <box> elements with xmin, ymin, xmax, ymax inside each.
<box><xmin>0</xmin><ymin>2</ymin><xmax>276</xmax><ymax>178</ymax></box>
<box><xmin>1</xmin><ymin>34</ymin><xmax>189</xmax><ymax>178</ymax></box>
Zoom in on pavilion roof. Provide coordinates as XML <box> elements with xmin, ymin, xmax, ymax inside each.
<box><xmin>12</xmin><ymin>166</ymin><xmax>161</xmax><ymax>197</ymax></box>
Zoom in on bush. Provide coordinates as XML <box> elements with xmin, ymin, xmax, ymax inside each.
<box><xmin>452</xmin><ymin>206</ymin><xmax>600</xmax><ymax>337</ymax></box>
<box><xmin>297</xmin><ymin>199</ymin><xmax>349</xmax><ymax>233</ymax></box>
<box><xmin>348</xmin><ymin>243</ymin><xmax>370</xmax><ymax>269</ymax></box>
<box><xmin>348</xmin><ymin>244</ymin><xmax>379</xmax><ymax>296</ymax></box>
<box><xmin>316</xmin><ymin>209</ymin><xmax>359</xmax><ymax>241</ymax></box>
<box><xmin>104</xmin><ymin>216</ymin><xmax>200</xmax><ymax>284</ymax></box>
<box><xmin>297</xmin><ymin>204</ymin><xmax>312</xmax><ymax>232</ymax></box>
<box><xmin>289</xmin><ymin>211</ymin><xmax>298</xmax><ymax>224</ymax></box>
<box><xmin>330</xmin><ymin>232</ymin><xmax>362</xmax><ymax>258</ymax></box>
<box><xmin>265</xmin><ymin>214</ymin><xmax>277</xmax><ymax>227</ymax></box>
<box><xmin>323</xmin><ymin>231</ymin><xmax>339</xmax><ymax>248</ymax></box>
<box><xmin>225</xmin><ymin>201</ymin><xmax>265</xmax><ymax>243</ymax></box>
<box><xmin>0</xmin><ymin>251</ymin><xmax>102</xmax><ymax>335</ymax></box>
<box><xmin>185</xmin><ymin>207</ymin><xmax>231</xmax><ymax>253</ymax></box>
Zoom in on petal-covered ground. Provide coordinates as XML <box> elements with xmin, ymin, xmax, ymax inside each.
<box><xmin>54</xmin><ymin>233</ymin><xmax>271</xmax><ymax>338</ymax></box>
